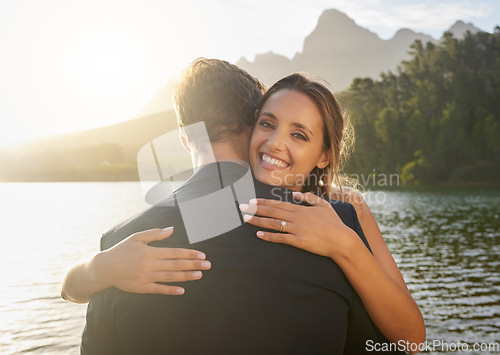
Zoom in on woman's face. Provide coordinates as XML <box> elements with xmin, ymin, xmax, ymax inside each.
<box><xmin>249</xmin><ymin>89</ymin><xmax>330</xmax><ymax>191</ymax></box>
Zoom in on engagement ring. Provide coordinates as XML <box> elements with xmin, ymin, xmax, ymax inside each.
<box><xmin>280</xmin><ymin>220</ymin><xmax>287</xmax><ymax>233</ymax></box>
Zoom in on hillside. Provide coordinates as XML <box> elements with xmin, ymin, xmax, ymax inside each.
<box><xmin>0</xmin><ymin>110</ymin><xmax>178</xmax><ymax>181</ymax></box>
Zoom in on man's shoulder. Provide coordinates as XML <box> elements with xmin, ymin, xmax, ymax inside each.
<box><xmin>328</xmin><ymin>199</ymin><xmax>356</xmax><ymax>228</ymax></box>
<box><xmin>101</xmin><ymin>203</ymin><xmax>181</xmax><ymax>251</ymax></box>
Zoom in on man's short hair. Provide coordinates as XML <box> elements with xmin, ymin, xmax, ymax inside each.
<box><xmin>173</xmin><ymin>58</ymin><xmax>265</xmax><ymax>143</ymax></box>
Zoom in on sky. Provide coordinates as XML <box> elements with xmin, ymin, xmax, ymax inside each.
<box><xmin>0</xmin><ymin>0</ymin><xmax>498</xmax><ymax>147</ymax></box>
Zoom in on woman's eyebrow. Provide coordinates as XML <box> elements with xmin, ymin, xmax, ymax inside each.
<box><xmin>259</xmin><ymin>112</ymin><xmax>277</xmax><ymax>119</ymax></box>
<box><xmin>291</xmin><ymin>122</ymin><xmax>313</xmax><ymax>136</ymax></box>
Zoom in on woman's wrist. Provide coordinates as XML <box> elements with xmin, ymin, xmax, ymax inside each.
<box><xmin>89</xmin><ymin>250</ymin><xmax>114</xmax><ymax>291</ymax></box>
<box><xmin>328</xmin><ymin>227</ymin><xmax>359</xmax><ymax>264</ymax></box>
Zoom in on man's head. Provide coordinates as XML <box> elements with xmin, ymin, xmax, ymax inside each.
<box><xmin>173</xmin><ymin>58</ymin><xmax>265</xmax><ymax>146</ymax></box>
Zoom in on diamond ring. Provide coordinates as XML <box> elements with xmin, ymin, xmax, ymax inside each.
<box><xmin>280</xmin><ymin>220</ymin><xmax>287</xmax><ymax>233</ymax></box>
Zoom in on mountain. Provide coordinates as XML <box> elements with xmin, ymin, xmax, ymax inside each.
<box><xmin>447</xmin><ymin>20</ymin><xmax>482</xmax><ymax>39</ymax></box>
<box><xmin>134</xmin><ymin>11</ymin><xmax>485</xmax><ymax>118</ymax></box>
<box><xmin>236</xmin><ymin>9</ymin><xmax>484</xmax><ymax>92</ymax></box>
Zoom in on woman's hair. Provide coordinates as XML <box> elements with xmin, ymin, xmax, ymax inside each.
<box><xmin>258</xmin><ymin>73</ymin><xmax>354</xmax><ymax>198</ymax></box>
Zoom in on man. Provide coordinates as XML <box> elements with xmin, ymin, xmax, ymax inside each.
<box><xmin>81</xmin><ymin>58</ymin><xmax>391</xmax><ymax>354</ymax></box>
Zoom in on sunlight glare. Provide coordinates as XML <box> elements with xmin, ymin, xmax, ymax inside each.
<box><xmin>76</xmin><ymin>35</ymin><xmax>138</xmax><ymax>94</ymax></box>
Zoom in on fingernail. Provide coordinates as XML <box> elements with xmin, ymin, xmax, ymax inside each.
<box><xmin>292</xmin><ymin>191</ymin><xmax>302</xmax><ymax>197</ymax></box>
<box><xmin>176</xmin><ymin>288</ymin><xmax>185</xmax><ymax>294</ymax></box>
<box><xmin>163</xmin><ymin>226</ymin><xmax>173</xmax><ymax>232</ymax></box>
<box><xmin>239</xmin><ymin>203</ymin><xmax>249</xmax><ymax>211</ymax></box>
<box><xmin>197</xmin><ymin>253</ymin><xmax>206</xmax><ymax>259</ymax></box>
<box><xmin>249</xmin><ymin>198</ymin><xmax>257</xmax><ymax>205</ymax></box>
<box><xmin>243</xmin><ymin>214</ymin><xmax>252</xmax><ymax>222</ymax></box>
<box><xmin>256</xmin><ymin>231</ymin><xmax>265</xmax><ymax>238</ymax></box>
<box><xmin>201</xmin><ymin>261</ymin><xmax>211</xmax><ymax>268</ymax></box>
<box><xmin>192</xmin><ymin>271</ymin><xmax>202</xmax><ymax>278</ymax></box>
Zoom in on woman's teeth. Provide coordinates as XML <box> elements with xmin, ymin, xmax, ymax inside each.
<box><xmin>262</xmin><ymin>154</ymin><xmax>288</xmax><ymax>168</ymax></box>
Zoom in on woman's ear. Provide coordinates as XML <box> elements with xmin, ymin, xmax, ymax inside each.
<box><xmin>316</xmin><ymin>151</ymin><xmax>331</xmax><ymax>169</ymax></box>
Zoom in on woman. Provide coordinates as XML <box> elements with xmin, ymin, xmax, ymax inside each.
<box><xmin>62</xmin><ymin>73</ymin><xmax>425</xmax><ymax>351</ymax></box>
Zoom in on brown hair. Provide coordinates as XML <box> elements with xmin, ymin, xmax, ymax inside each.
<box><xmin>173</xmin><ymin>58</ymin><xmax>265</xmax><ymax>143</ymax></box>
<box><xmin>258</xmin><ymin>73</ymin><xmax>354</xmax><ymax>197</ymax></box>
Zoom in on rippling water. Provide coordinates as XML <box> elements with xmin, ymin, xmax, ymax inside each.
<box><xmin>0</xmin><ymin>183</ymin><xmax>499</xmax><ymax>354</ymax></box>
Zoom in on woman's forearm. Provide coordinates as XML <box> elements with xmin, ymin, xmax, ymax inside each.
<box><xmin>333</xmin><ymin>234</ymin><xmax>425</xmax><ymax>353</ymax></box>
<box><xmin>61</xmin><ymin>252</ymin><xmax>110</xmax><ymax>303</ymax></box>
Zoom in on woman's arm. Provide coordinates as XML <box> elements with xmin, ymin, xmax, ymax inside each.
<box><xmin>61</xmin><ymin>227</ymin><xmax>211</xmax><ymax>303</ymax></box>
<box><xmin>329</xmin><ymin>187</ymin><xmax>408</xmax><ymax>289</ymax></box>
<box><xmin>240</xmin><ymin>192</ymin><xmax>425</xmax><ymax>353</ymax></box>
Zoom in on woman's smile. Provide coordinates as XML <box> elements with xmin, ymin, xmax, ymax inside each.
<box><xmin>259</xmin><ymin>153</ymin><xmax>290</xmax><ymax>170</ymax></box>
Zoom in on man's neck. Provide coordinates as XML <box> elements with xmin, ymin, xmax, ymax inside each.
<box><xmin>191</xmin><ymin>130</ymin><xmax>251</xmax><ymax>168</ymax></box>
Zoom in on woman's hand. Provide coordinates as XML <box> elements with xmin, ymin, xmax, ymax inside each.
<box><xmin>61</xmin><ymin>227</ymin><xmax>212</xmax><ymax>303</ymax></box>
<box><xmin>239</xmin><ymin>191</ymin><xmax>358</xmax><ymax>260</ymax></box>
<box><xmin>98</xmin><ymin>227</ymin><xmax>212</xmax><ymax>295</ymax></box>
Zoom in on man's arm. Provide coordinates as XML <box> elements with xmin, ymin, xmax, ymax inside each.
<box><xmin>61</xmin><ymin>228</ymin><xmax>211</xmax><ymax>303</ymax></box>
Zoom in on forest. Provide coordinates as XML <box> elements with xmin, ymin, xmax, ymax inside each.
<box><xmin>340</xmin><ymin>29</ymin><xmax>500</xmax><ymax>184</ymax></box>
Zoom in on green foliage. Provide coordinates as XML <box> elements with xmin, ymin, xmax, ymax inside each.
<box><xmin>341</xmin><ymin>30</ymin><xmax>500</xmax><ymax>184</ymax></box>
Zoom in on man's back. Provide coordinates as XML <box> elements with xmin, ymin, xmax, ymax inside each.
<box><xmin>82</xmin><ymin>162</ymin><xmax>358</xmax><ymax>354</ymax></box>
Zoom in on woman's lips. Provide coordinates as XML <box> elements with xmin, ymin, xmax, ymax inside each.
<box><xmin>259</xmin><ymin>153</ymin><xmax>290</xmax><ymax>171</ymax></box>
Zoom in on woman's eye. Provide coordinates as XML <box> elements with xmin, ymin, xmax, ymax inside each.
<box><xmin>292</xmin><ymin>132</ymin><xmax>308</xmax><ymax>141</ymax></box>
<box><xmin>259</xmin><ymin>120</ymin><xmax>274</xmax><ymax>129</ymax></box>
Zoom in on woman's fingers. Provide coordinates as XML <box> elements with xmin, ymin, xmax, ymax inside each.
<box><xmin>133</xmin><ymin>227</ymin><xmax>175</xmax><ymax>244</ymax></box>
<box><xmin>246</xmin><ymin>198</ymin><xmax>297</xmax><ymax>212</ymax></box>
<box><xmin>239</xmin><ymin>203</ymin><xmax>292</xmax><ymax>221</ymax></box>
<box><xmin>142</xmin><ymin>283</ymin><xmax>186</xmax><ymax>296</ymax></box>
<box><xmin>153</xmin><ymin>270</ymin><xmax>205</xmax><ymax>283</ymax></box>
<box><xmin>152</xmin><ymin>247</ymin><xmax>207</xmax><ymax>261</ymax></box>
<box><xmin>243</xmin><ymin>214</ymin><xmax>294</xmax><ymax>233</ymax></box>
<box><xmin>155</xmin><ymin>259</ymin><xmax>211</xmax><ymax>272</ymax></box>
<box><xmin>256</xmin><ymin>231</ymin><xmax>296</xmax><ymax>247</ymax></box>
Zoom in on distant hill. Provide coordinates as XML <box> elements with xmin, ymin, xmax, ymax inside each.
<box><xmin>236</xmin><ymin>9</ymin><xmax>484</xmax><ymax>91</ymax></box>
<box><xmin>0</xmin><ymin>111</ymin><xmax>178</xmax><ymax>181</ymax></box>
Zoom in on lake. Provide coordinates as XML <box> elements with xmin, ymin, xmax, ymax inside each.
<box><xmin>0</xmin><ymin>183</ymin><xmax>498</xmax><ymax>354</ymax></box>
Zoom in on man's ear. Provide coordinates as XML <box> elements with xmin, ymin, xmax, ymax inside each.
<box><xmin>179</xmin><ymin>129</ymin><xmax>190</xmax><ymax>153</ymax></box>
<box><xmin>316</xmin><ymin>151</ymin><xmax>331</xmax><ymax>169</ymax></box>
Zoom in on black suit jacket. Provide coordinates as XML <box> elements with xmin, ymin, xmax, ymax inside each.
<box><xmin>81</xmin><ymin>162</ymin><xmax>398</xmax><ymax>354</ymax></box>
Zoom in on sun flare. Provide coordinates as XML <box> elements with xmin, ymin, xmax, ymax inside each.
<box><xmin>76</xmin><ymin>35</ymin><xmax>139</xmax><ymax>94</ymax></box>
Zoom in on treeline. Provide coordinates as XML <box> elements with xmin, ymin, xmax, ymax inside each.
<box><xmin>1</xmin><ymin>143</ymin><xmax>138</xmax><ymax>181</ymax></box>
<box><xmin>341</xmin><ymin>29</ymin><xmax>500</xmax><ymax>184</ymax></box>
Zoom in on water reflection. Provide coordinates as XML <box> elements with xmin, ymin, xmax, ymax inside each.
<box><xmin>366</xmin><ymin>187</ymin><xmax>500</xmax><ymax>348</ymax></box>
<box><xmin>0</xmin><ymin>183</ymin><xmax>498</xmax><ymax>353</ymax></box>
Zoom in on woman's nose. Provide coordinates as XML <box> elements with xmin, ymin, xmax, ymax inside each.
<box><xmin>267</xmin><ymin>130</ymin><xmax>285</xmax><ymax>151</ymax></box>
